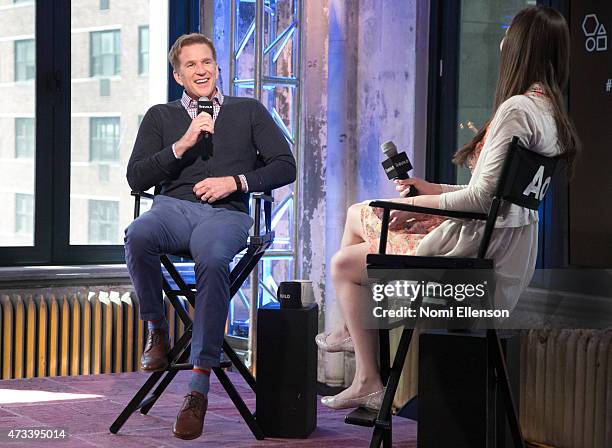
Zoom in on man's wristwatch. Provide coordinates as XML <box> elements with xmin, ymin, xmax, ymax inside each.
<box><xmin>232</xmin><ymin>175</ymin><xmax>242</xmax><ymax>192</ymax></box>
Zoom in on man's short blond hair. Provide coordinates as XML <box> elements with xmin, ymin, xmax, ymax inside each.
<box><xmin>168</xmin><ymin>33</ymin><xmax>217</xmax><ymax>70</ymax></box>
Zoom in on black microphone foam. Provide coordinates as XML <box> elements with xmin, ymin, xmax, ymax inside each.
<box><xmin>197</xmin><ymin>96</ymin><xmax>214</xmax><ymax>138</ymax></box>
<box><xmin>380</xmin><ymin>140</ymin><xmax>413</xmax><ymax>180</ymax></box>
<box><xmin>197</xmin><ymin>96</ymin><xmax>214</xmax><ymax>117</ymax></box>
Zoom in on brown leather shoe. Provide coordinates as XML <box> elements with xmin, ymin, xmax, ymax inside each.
<box><xmin>172</xmin><ymin>391</ymin><xmax>208</xmax><ymax>440</ymax></box>
<box><xmin>140</xmin><ymin>328</ymin><xmax>169</xmax><ymax>371</ymax></box>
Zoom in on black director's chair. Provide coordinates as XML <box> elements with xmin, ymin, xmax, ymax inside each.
<box><xmin>345</xmin><ymin>136</ymin><xmax>559</xmax><ymax>448</ymax></box>
<box><xmin>110</xmin><ymin>188</ymin><xmax>275</xmax><ymax>440</ymax></box>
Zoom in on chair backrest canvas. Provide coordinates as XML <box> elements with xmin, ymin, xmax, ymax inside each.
<box><xmin>478</xmin><ymin>136</ymin><xmax>560</xmax><ymax>258</ymax></box>
<box><xmin>496</xmin><ymin>136</ymin><xmax>559</xmax><ymax>210</ymax></box>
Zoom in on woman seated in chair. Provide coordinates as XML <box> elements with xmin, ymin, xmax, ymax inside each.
<box><xmin>316</xmin><ymin>5</ymin><xmax>579</xmax><ymax>410</ymax></box>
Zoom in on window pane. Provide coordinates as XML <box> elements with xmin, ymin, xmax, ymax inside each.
<box><xmin>90</xmin><ymin>29</ymin><xmax>121</xmax><ymax>77</ymax></box>
<box><xmin>15</xmin><ymin>39</ymin><xmax>35</xmax><ymax>81</ymax></box>
<box><xmin>0</xmin><ymin>1</ymin><xmax>35</xmax><ymax>246</ymax></box>
<box><xmin>70</xmin><ymin>1</ymin><xmax>168</xmax><ymax>245</ymax></box>
<box><xmin>90</xmin><ymin>117</ymin><xmax>120</xmax><ymax>162</ymax></box>
<box><xmin>139</xmin><ymin>26</ymin><xmax>149</xmax><ymax>75</ymax></box>
<box><xmin>455</xmin><ymin>0</ymin><xmax>532</xmax><ymax>183</ymax></box>
<box><xmin>15</xmin><ymin>117</ymin><xmax>35</xmax><ymax>158</ymax></box>
<box><xmin>15</xmin><ymin>193</ymin><xmax>34</xmax><ymax>236</ymax></box>
<box><xmin>88</xmin><ymin>200</ymin><xmax>118</xmax><ymax>244</ymax></box>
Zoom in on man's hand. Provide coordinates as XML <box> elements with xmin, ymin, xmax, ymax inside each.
<box><xmin>174</xmin><ymin>113</ymin><xmax>215</xmax><ymax>157</ymax></box>
<box><xmin>194</xmin><ymin>176</ymin><xmax>237</xmax><ymax>203</ymax></box>
<box><xmin>394</xmin><ymin>177</ymin><xmax>442</xmax><ymax>197</ymax></box>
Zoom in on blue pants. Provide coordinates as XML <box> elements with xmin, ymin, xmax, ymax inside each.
<box><xmin>124</xmin><ymin>195</ymin><xmax>253</xmax><ymax>367</ymax></box>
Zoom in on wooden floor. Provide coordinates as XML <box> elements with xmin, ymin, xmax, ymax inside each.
<box><xmin>0</xmin><ymin>371</ymin><xmax>417</xmax><ymax>447</ymax></box>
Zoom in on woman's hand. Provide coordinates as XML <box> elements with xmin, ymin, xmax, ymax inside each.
<box><xmin>382</xmin><ymin>198</ymin><xmax>420</xmax><ymax>230</ymax></box>
<box><xmin>373</xmin><ymin>197</ymin><xmax>438</xmax><ymax>230</ymax></box>
<box><xmin>389</xmin><ymin>210</ymin><xmax>417</xmax><ymax>230</ymax></box>
<box><xmin>394</xmin><ymin>177</ymin><xmax>442</xmax><ymax>197</ymax></box>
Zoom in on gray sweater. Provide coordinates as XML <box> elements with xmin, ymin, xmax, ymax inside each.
<box><xmin>127</xmin><ymin>96</ymin><xmax>296</xmax><ymax>213</ymax></box>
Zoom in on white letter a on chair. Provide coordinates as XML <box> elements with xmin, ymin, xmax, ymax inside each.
<box><xmin>523</xmin><ymin>166</ymin><xmax>544</xmax><ymax>199</ymax></box>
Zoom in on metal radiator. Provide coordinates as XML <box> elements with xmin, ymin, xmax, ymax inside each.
<box><xmin>0</xmin><ymin>292</ymin><xmax>191</xmax><ymax>380</ymax></box>
<box><xmin>520</xmin><ymin>329</ymin><xmax>612</xmax><ymax>448</ymax></box>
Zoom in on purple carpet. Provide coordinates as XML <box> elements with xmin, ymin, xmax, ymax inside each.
<box><xmin>0</xmin><ymin>371</ymin><xmax>417</xmax><ymax>447</ymax></box>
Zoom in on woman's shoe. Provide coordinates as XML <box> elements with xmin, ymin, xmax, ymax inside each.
<box><xmin>320</xmin><ymin>388</ymin><xmax>386</xmax><ymax>411</ymax></box>
<box><xmin>315</xmin><ymin>332</ymin><xmax>355</xmax><ymax>353</ymax></box>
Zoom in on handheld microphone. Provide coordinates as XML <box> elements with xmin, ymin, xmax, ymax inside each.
<box><xmin>380</xmin><ymin>140</ymin><xmax>417</xmax><ymax>196</ymax></box>
<box><xmin>198</xmin><ymin>96</ymin><xmax>214</xmax><ymax>138</ymax></box>
<box><xmin>198</xmin><ymin>96</ymin><xmax>213</xmax><ymax>116</ymax></box>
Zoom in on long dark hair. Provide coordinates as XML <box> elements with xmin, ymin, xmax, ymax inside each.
<box><xmin>453</xmin><ymin>6</ymin><xmax>580</xmax><ymax>174</ymax></box>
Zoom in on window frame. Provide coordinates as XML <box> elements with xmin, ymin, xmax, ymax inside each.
<box><xmin>89</xmin><ymin>116</ymin><xmax>121</xmax><ymax>162</ymax></box>
<box><xmin>14</xmin><ymin>38</ymin><xmax>36</xmax><ymax>82</ymax></box>
<box><xmin>15</xmin><ymin>193</ymin><xmax>34</xmax><ymax>235</ymax></box>
<box><xmin>138</xmin><ymin>25</ymin><xmax>149</xmax><ymax>75</ymax></box>
<box><xmin>0</xmin><ymin>0</ymin><xmax>55</xmax><ymax>265</ymax></box>
<box><xmin>15</xmin><ymin>117</ymin><xmax>35</xmax><ymax>158</ymax></box>
<box><xmin>88</xmin><ymin>199</ymin><xmax>119</xmax><ymax>244</ymax></box>
<box><xmin>90</xmin><ymin>29</ymin><xmax>121</xmax><ymax>78</ymax></box>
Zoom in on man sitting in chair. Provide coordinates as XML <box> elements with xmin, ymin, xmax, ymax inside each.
<box><xmin>124</xmin><ymin>33</ymin><xmax>296</xmax><ymax>440</ymax></box>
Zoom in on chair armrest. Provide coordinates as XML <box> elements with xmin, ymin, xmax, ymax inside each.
<box><xmin>367</xmin><ymin>254</ymin><xmax>493</xmax><ymax>270</ymax></box>
<box><xmin>368</xmin><ymin>200</ymin><xmax>487</xmax><ymax>255</ymax></box>
<box><xmin>368</xmin><ymin>200</ymin><xmax>487</xmax><ymax>221</ymax></box>
<box><xmin>251</xmin><ymin>192</ymin><xmax>274</xmax><ymax>203</ymax></box>
<box><xmin>130</xmin><ymin>190</ymin><xmax>155</xmax><ymax>200</ymax></box>
<box><xmin>251</xmin><ymin>191</ymin><xmax>274</xmax><ymax>237</ymax></box>
<box><xmin>130</xmin><ymin>191</ymin><xmax>155</xmax><ymax>219</ymax></box>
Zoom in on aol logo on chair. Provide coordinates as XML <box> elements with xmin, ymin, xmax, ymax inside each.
<box><xmin>582</xmin><ymin>14</ymin><xmax>608</xmax><ymax>52</ymax></box>
<box><xmin>523</xmin><ymin>166</ymin><xmax>552</xmax><ymax>201</ymax></box>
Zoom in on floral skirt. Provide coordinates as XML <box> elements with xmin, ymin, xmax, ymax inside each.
<box><xmin>360</xmin><ymin>203</ymin><xmax>447</xmax><ymax>255</ymax></box>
